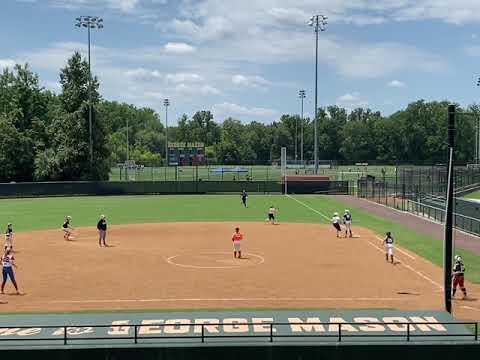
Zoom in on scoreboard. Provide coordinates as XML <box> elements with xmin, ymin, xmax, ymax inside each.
<box><xmin>168</xmin><ymin>142</ymin><xmax>206</xmax><ymax>166</ymax></box>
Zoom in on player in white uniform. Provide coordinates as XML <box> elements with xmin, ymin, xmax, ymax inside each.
<box><xmin>331</xmin><ymin>212</ymin><xmax>341</xmax><ymax>237</ymax></box>
<box><xmin>267</xmin><ymin>206</ymin><xmax>277</xmax><ymax>225</ymax></box>
<box><xmin>4</xmin><ymin>223</ymin><xmax>13</xmax><ymax>251</ymax></box>
<box><xmin>343</xmin><ymin>210</ymin><xmax>353</xmax><ymax>238</ymax></box>
<box><xmin>383</xmin><ymin>232</ymin><xmax>394</xmax><ymax>263</ymax></box>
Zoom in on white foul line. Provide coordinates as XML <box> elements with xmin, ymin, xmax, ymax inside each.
<box><xmin>462</xmin><ymin>305</ymin><xmax>480</xmax><ymax>312</ymax></box>
<box><xmin>48</xmin><ymin>297</ymin><xmax>405</xmax><ymax>304</ymax></box>
<box><xmin>287</xmin><ymin>195</ymin><xmax>443</xmax><ymax>291</ymax></box>
<box><xmin>365</xmin><ymin>240</ymin><xmax>443</xmax><ymax>291</ymax></box>
<box><xmin>286</xmin><ymin>195</ymin><xmax>330</xmax><ymax>220</ymax></box>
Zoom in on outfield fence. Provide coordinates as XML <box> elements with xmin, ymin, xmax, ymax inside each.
<box><xmin>0</xmin><ymin>321</ymin><xmax>477</xmax><ymax>346</ymax></box>
<box><xmin>0</xmin><ymin>180</ymin><xmax>350</xmax><ymax>197</ymax></box>
<box><xmin>0</xmin><ymin>181</ymin><xmax>281</xmax><ymax>197</ymax></box>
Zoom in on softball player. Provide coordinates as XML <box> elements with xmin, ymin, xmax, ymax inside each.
<box><xmin>383</xmin><ymin>232</ymin><xmax>394</xmax><ymax>263</ymax></box>
<box><xmin>1</xmin><ymin>247</ymin><xmax>20</xmax><ymax>295</ymax></box>
<box><xmin>97</xmin><ymin>215</ymin><xmax>108</xmax><ymax>247</ymax></box>
<box><xmin>232</xmin><ymin>227</ymin><xmax>243</xmax><ymax>259</ymax></box>
<box><xmin>241</xmin><ymin>190</ymin><xmax>248</xmax><ymax>208</ymax></box>
<box><xmin>452</xmin><ymin>255</ymin><xmax>467</xmax><ymax>299</ymax></box>
<box><xmin>267</xmin><ymin>206</ymin><xmax>277</xmax><ymax>224</ymax></box>
<box><xmin>332</xmin><ymin>212</ymin><xmax>341</xmax><ymax>237</ymax></box>
<box><xmin>4</xmin><ymin>223</ymin><xmax>13</xmax><ymax>251</ymax></box>
<box><xmin>62</xmin><ymin>216</ymin><xmax>74</xmax><ymax>240</ymax></box>
<box><xmin>343</xmin><ymin>210</ymin><xmax>353</xmax><ymax>237</ymax></box>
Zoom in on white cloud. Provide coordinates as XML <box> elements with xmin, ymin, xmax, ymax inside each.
<box><xmin>143</xmin><ymin>91</ymin><xmax>165</xmax><ymax>101</ymax></box>
<box><xmin>176</xmin><ymin>84</ymin><xmax>221</xmax><ymax>96</ymax></box>
<box><xmin>112</xmin><ymin>0</ymin><xmax>139</xmax><ymax>12</ymax></box>
<box><xmin>125</xmin><ymin>69</ymin><xmax>203</xmax><ymax>84</ymax></box>
<box><xmin>392</xmin><ymin>1</ymin><xmax>480</xmax><ymax>24</ymax></box>
<box><xmin>165</xmin><ymin>17</ymin><xmax>235</xmax><ymax>42</ymax></box>
<box><xmin>267</xmin><ymin>7</ymin><xmax>310</xmax><ymax>26</ymax></box>
<box><xmin>213</xmin><ymin>102</ymin><xmax>278</xmax><ymax>122</ymax></box>
<box><xmin>166</xmin><ymin>73</ymin><xmax>203</xmax><ymax>83</ymax></box>
<box><xmin>164</xmin><ymin>42</ymin><xmax>196</xmax><ymax>54</ymax></box>
<box><xmin>336</xmin><ymin>92</ymin><xmax>369</xmax><ymax>110</ymax></box>
<box><xmin>328</xmin><ymin>42</ymin><xmax>444</xmax><ymax>78</ymax></box>
<box><xmin>231</xmin><ymin>74</ymin><xmax>271</xmax><ymax>88</ymax></box>
<box><xmin>17</xmin><ymin>42</ymin><xmax>108</xmax><ymax>71</ymax></box>
<box><xmin>388</xmin><ymin>80</ymin><xmax>407</xmax><ymax>88</ymax></box>
<box><xmin>160</xmin><ymin>3</ymin><xmax>446</xmax><ymax>79</ymax></box>
<box><xmin>125</xmin><ymin>68</ymin><xmax>163</xmax><ymax>81</ymax></box>
<box><xmin>25</xmin><ymin>0</ymin><xmax>480</xmax><ymax>25</ymax></box>
<box><xmin>0</xmin><ymin>59</ymin><xmax>16</xmax><ymax>70</ymax></box>
<box><xmin>47</xmin><ymin>0</ymin><xmax>139</xmax><ymax>12</ymax></box>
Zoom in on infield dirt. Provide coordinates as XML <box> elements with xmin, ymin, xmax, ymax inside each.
<box><xmin>2</xmin><ymin>222</ymin><xmax>479</xmax><ymax>320</ymax></box>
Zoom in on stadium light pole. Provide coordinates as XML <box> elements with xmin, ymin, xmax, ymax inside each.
<box><xmin>299</xmin><ymin>90</ymin><xmax>306</xmax><ymax>166</ymax></box>
<box><xmin>164</xmin><ymin>99</ymin><xmax>170</xmax><ymax>167</ymax></box>
<box><xmin>75</xmin><ymin>16</ymin><xmax>103</xmax><ymax>172</ymax></box>
<box><xmin>308</xmin><ymin>15</ymin><xmax>327</xmax><ymax>174</ymax></box>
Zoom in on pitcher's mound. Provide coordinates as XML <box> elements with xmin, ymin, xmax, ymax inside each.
<box><xmin>166</xmin><ymin>251</ymin><xmax>265</xmax><ymax>269</ymax></box>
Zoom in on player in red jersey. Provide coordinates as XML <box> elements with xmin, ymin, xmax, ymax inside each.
<box><xmin>232</xmin><ymin>227</ymin><xmax>243</xmax><ymax>259</ymax></box>
<box><xmin>452</xmin><ymin>255</ymin><xmax>467</xmax><ymax>299</ymax></box>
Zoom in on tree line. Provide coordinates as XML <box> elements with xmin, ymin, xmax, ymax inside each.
<box><xmin>0</xmin><ymin>52</ymin><xmax>478</xmax><ymax>182</ymax></box>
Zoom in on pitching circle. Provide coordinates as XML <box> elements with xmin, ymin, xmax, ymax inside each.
<box><xmin>166</xmin><ymin>251</ymin><xmax>265</xmax><ymax>269</ymax></box>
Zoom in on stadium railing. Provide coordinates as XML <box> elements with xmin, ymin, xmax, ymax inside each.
<box><xmin>406</xmin><ymin>199</ymin><xmax>480</xmax><ymax>236</ymax></box>
<box><xmin>0</xmin><ymin>321</ymin><xmax>477</xmax><ymax>346</ymax></box>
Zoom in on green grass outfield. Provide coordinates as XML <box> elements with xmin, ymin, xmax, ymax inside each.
<box><xmin>465</xmin><ymin>191</ymin><xmax>480</xmax><ymax>200</ymax></box>
<box><xmin>1</xmin><ymin>194</ymin><xmax>479</xmax><ymax>284</ymax></box>
<box><xmin>109</xmin><ymin>164</ymin><xmax>397</xmax><ymax>183</ymax></box>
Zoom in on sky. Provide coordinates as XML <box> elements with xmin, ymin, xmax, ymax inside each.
<box><xmin>2</xmin><ymin>0</ymin><xmax>480</xmax><ymax>124</ymax></box>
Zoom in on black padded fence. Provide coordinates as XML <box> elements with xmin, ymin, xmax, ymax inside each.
<box><xmin>0</xmin><ymin>181</ymin><xmax>282</xmax><ymax>198</ymax></box>
<box><xmin>0</xmin><ymin>180</ymin><xmax>351</xmax><ymax>198</ymax></box>
<box><xmin>285</xmin><ymin>181</ymin><xmax>350</xmax><ymax>195</ymax></box>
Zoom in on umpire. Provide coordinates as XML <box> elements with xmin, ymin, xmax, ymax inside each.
<box><xmin>97</xmin><ymin>215</ymin><xmax>108</xmax><ymax>247</ymax></box>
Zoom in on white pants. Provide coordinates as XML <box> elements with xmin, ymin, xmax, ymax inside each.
<box><xmin>344</xmin><ymin>222</ymin><xmax>352</xmax><ymax>231</ymax></box>
<box><xmin>233</xmin><ymin>241</ymin><xmax>241</xmax><ymax>252</ymax></box>
<box><xmin>386</xmin><ymin>244</ymin><xmax>393</xmax><ymax>256</ymax></box>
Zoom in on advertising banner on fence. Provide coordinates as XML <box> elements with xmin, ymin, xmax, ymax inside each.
<box><xmin>0</xmin><ymin>310</ymin><xmax>472</xmax><ymax>348</ymax></box>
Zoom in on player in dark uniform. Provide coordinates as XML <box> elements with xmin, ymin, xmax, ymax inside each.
<box><xmin>62</xmin><ymin>216</ymin><xmax>73</xmax><ymax>240</ymax></box>
<box><xmin>452</xmin><ymin>255</ymin><xmax>467</xmax><ymax>299</ymax></box>
<box><xmin>343</xmin><ymin>210</ymin><xmax>353</xmax><ymax>238</ymax></box>
<box><xmin>97</xmin><ymin>215</ymin><xmax>108</xmax><ymax>247</ymax></box>
<box><xmin>241</xmin><ymin>190</ymin><xmax>248</xmax><ymax>208</ymax></box>
<box><xmin>1</xmin><ymin>247</ymin><xmax>19</xmax><ymax>295</ymax></box>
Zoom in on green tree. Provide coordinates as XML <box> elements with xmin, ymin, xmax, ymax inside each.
<box><xmin>59</xmin><ymin>52</ymin><xmax>100</xmax><ymax>113</ymax></box>
<box><xmin>0</xmin><ymin>117</ymin><xmax>35</xmax><ymax>182</ymax></box>
<box><xmin>35</xmin><ymin>52</ymin><xmax>110</xmax><ymax>180</ymax></box>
